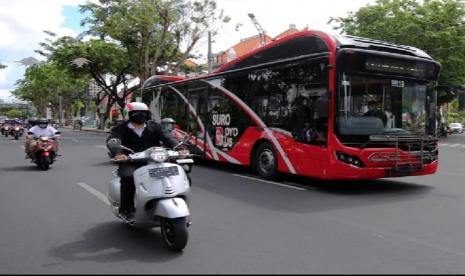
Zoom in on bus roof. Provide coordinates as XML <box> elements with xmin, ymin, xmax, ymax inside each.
<box><xmin>142</xmin><ymin>30</ymin><xmax>437</xmax><ymax>90</ymax></box>
<box><xmin>214</xmin><ymin>30</ymin><xmax>434</xmax><ymax>74</ymax></box>
<box><xmin>333</xmin><ymin>34</ymin><xmax>433</xmax><ymax>60</ymax></box>
<box><xmin>143</xmin><ymin>75</ymin><xmax>186</xmax><ymax>89</ymax></box>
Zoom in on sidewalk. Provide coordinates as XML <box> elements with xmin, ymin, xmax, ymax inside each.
<box><xmin>62</xmin><ymin>125</ymin><xmax>110</xmax><ymax>134</ymax></box>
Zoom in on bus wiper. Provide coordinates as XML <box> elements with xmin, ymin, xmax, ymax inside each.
<box><xmin>360</xmin><ymin>140</ymin><xmax>373</xmax><ymax>148</ymax></box>
<box><xmin>382</xmin><ymin>128</ymin><xmax>411</xmax><ymax>135</ymax></box>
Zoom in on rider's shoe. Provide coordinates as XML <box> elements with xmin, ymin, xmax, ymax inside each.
<box><xmin>118</xmin><ymin>210</ymin><xmax>135</xmax><ymax>222</ymax></box>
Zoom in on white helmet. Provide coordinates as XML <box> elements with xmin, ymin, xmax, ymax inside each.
<box><xmin>125</xmin><ymin>102</ymin><xmax>149</xmax><ymax>113</ymax></box>
<box><xmin>125</xmin><ymin>102</ymin><xmax>151</xmax><ymax>124</ymax></box>
<box><xmin>161</xmin><ymin>117</ymin><xmax>176</xmax><ymax>124</ymax></box>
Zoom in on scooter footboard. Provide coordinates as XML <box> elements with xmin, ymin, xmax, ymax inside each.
<box><xmin>155</xmin><ymin>198</ymin><xmax>190</xmax><ymax>219</ymax></box>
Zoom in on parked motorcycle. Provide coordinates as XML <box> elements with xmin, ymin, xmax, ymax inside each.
<box><xmin>29</xmin><ymin>134</ymin><xmax>60</xmax><ymax>170</ymax></box>
<box><xmin>107</xmin><ymin>138</ymin><xmax>193</xmax><ymax>251</ymax></box>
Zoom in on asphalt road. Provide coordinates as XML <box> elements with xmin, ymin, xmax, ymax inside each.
<box><xmin>1</xmin><ymin>129</ymin><xmax>465</xmax><ymax>274</ymax></box>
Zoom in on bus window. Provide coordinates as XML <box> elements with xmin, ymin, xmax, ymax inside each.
<box><xmin>224</xmin><ymin>58</ymin><xmax>329</xmax><ymax>146</ymax></box>
<box><xmin>187</xmin><ymin>85</ymin><xmax>208</xmax><ymax>138</ymax></box>
<box><xmin>206</xmin><ymin>85</ymin><xmax>253</xmax><ymax>151</ymax></box>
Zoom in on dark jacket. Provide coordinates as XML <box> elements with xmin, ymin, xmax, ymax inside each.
<box><xmin>108</xmin><ymin>121</ymin><xmax>178</xmax><ymax>155</ymax></box>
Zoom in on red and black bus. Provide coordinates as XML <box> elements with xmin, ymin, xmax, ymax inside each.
<box><xmin>141</xmin><ymin>30</ymin><xmax>441</xmax><ymax>180</ymax></box>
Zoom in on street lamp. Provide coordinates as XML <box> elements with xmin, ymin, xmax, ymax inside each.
<box><xmin>17</xmin><ymin>57</ymin><xmax>41</xmax><ymax>66</ymax></box>
<box><xmin>70</xmin><ymin>57</ymin><xmax>91</xmax><ymax>68</ymax></box>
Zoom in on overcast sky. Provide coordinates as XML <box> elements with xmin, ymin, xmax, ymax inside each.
<box><xmin>0</xmin><ymin>0</ymin><xmax>376</xmax><ymax>102</ymax></box>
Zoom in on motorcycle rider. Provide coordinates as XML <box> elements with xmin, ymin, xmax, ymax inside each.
<box><xmin>161</xmin><ymin>117</ymin><xmax>176</xmax><ymax>135</ymax></box>
<box><xmin>108</xmin><ymin>102</ymin><xmax>181</xmax><ymax>220</ymax></box>
<box><xmin>25</xmin><ymin>118</ymin><xmax>59</xmax><ymax>158</ymax></box>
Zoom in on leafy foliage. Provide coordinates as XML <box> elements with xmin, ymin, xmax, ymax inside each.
<box><xmin>6</xmin><ymin>109</ymin><xmax>25</xmax><ymax>119</ymax></box>
<box><xmin>13</xmin><ymin>62</ymin><xmax>88</xmax><ymax>118</ymax></box>
<box><xmin>329</xmin><ymin>0</ymin><xmax>465</xmax><ymax>105</ymax></box>
<box><xmin>80</xmin><ymin>0</ymin><xmax>230</xmax><ymax>81</ymax></box>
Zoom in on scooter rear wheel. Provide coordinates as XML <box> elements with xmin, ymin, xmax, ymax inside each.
<box><xmin>161</xmin><ymin>217</ymin><xmax>188</xmax><ymax>251</ymax></box>
<box><xmin>40</xmin><ymin>156</ymin><xmax>50</xmax><ymax>171</ymax></box>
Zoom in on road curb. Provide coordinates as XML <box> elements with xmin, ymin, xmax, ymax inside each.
<box><xmin>62</xmin><ymin>126</ymin><xmax>110</xmax><ymax>134</ymax></box>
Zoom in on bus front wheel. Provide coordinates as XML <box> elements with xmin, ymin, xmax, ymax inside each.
<box><xmin>253</xmin><ymin>142</ymin><xmax>279</xmax><ymax>180</ymax></box>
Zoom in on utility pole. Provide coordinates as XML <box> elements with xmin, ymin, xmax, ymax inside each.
<box><xmin>59</xmin><ymin>96</ymin><xmax>63</xmax><ymax>127</ymax></box>
<box><xmin>248</xmin><ymin>13</ymin><xmax>266</xmax><ymax>46</ymax></box>
<box><xmin>208</xmin><ymin>31</ymin><xmax>213</xmax><ymax>74</ymax></box>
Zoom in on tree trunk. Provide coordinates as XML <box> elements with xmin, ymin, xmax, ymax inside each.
<box><xmin>99</xmin><ymin>97</ymin><xmax>115</xmax><ymax>130</ymax></box>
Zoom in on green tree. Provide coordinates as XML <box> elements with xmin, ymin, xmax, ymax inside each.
<box><xmin>13</xmin><ymin>62</ymin><xmax>88</xmax><ymax>121</ymax></box>
<box><xmin>6</xmin><ymin>109</ymin><xmax>24</xmax><ymax>119</ymax></box>
<box><xmin>48</xmin><ymin>37</ymin><xmax>136</xmax><ymax>128</ymax></box>
<box><xmin>329</xmin><ymin>0</ymin><xmax>465</xmax><ymax>105</ymax></box>
<box><xmin>80</xmin><ymin>0</ymin><xmax>230</xmax><ymax>82</ymax></box>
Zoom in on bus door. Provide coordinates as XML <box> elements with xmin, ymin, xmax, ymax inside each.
<box><xmin>291</xmin><ymin>90</ymin><xmax>330</xmax><ymax>176</ymax></box>
<box><xmin>187</xmin><ymin>87</ymin><xmax>208</xmax><ymax>156</ymax></box>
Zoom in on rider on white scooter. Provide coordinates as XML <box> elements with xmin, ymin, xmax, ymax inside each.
<box><xmin>108</xmin><ymin>102</ymin><xmax>186</xmax><ymax>220</ymax></box>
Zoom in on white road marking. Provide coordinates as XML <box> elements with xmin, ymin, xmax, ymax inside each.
<box><xmin>76</xmin><ymin>182</ymin><xmax>110</xmax><ymax>206</ymax></box>
<box><xmin>94</xmin><ymin>145</ymin><xmax>108</xmax><ymax>149</ymax></box>
<box><xmin>232</xmin><ymin>174</ymin><xmax>307</xmax><ymax>191</ymax></box>
<box><xmin>60</xmin><ymin>137</ymin><xmax>81</xmax><ymax>142</ymax></box>
<box><xmin>449</xmin><ymin>144</ymin><xmax>460</xmax><ymax>148</ymax></box>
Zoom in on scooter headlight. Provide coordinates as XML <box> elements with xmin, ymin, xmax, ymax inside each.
<box><xmin>150</xmin><ymin>149</ymin><xmax>168</xmax><ymax>163</ymax></box>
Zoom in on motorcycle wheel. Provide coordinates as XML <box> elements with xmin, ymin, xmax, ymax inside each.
<box><xmin>14</xmin><ymin>134</ymin><xmax>19</xmax><ymax>140</ymax></box>
<box><xmin>40</xmin><ymin>156</ymin><xmax>50</xmax><ymax>171</ymax></box>
<box><xmin>161</xmin><ymin>217</ymin><xmax>188</xmax><ymax>251</ymax></box>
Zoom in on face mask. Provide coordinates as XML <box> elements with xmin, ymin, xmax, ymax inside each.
<box><xmin>38</xmin><ymin>123</ymin><xmax>48</xmax><ymax>129</ymax></box>
<box><xmin>129</xmin><ymin>112</ymin><xmax>148</xmax><ymax>124</ymax></box>
<box><xmin>162</xmin><ymin>124</ymin><xmax>174</xmax><ymax>132</ymax></box>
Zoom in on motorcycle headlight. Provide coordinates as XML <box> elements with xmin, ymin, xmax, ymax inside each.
<box><xmin>14</xmin><ymin>127</ymin><xmax>19</xmax><ymax>131</ymax></box>
<box><xmin>150</xmin><ymin>149</ymin><xmax>168</xmax><ymax>163</ymax></box>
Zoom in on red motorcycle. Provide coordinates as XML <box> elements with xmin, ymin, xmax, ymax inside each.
<box><xmin>2</xmin><ymin>123</ymin><xmax>11</xmax><ymax>137</ymax></box>
<box><xmin>30</xmin><ymin>135</ymin><xmax>59</xmax><ymax>170</ymax></box>
<box><xmin>10</xmin><ymin>124</ymin><xmax>24</xmax><ymax>140</ymax></box>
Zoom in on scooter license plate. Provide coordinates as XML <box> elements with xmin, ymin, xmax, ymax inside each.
<box><xmin>149</xmin><ymin>167</ymin><xmax>179</xmax><ymax>178</ymax></box>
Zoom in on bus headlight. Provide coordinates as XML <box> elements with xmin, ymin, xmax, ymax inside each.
<box><xmin>336</xmin><ymin>152</ymin><xmax>364</xmax><ymax>167</ymax></box>
<box><xmin>150</xmin><ymin>149</ymin><xmax>168</xmax><ymax>163</ymax></box>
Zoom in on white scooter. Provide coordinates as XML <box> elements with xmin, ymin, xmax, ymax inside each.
<box><xmin>107</xmin><ymin>138</ymin><xmax>193</xmax><ymax>251</ymax></box>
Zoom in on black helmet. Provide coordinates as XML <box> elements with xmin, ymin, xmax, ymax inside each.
<box><xmin>37</xmin><ymin>118</ymin><xmax>49</xmax><ymax>128</ymax></box>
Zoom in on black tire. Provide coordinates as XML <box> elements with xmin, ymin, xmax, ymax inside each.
<box><xmin>14</xmin><ymin>134</ymin><xmax>19</xmax><ymax>140</ymax></box>
<box><xmin>252</xmin><ymin>141</ymin><xmax>279</xmax><ymax>180</ymax></box>
<box><xmin>161</xmin><ymin>217</ymin><xmax>189</xmax><ymax>251</ymax></box>
<box><xmin>40</xmin><ymin>156</ymin><xmax>50</xmax><ymax>171</ymax></box>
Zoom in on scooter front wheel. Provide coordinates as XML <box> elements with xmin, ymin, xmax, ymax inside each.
<box><xmin>161</xmin><ymin>217</ymin><xmax>188</xmax><ymax>251</ymax></box>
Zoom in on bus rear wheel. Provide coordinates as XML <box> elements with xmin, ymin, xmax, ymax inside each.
<box><xmin>253</xmin><ymin>142</ymin><xmax>279</xmax><ymax>180</ymax></box>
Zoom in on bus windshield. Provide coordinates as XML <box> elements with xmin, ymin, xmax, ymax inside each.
<box><xmin>336</xmin><ymin>73</ymin><xmax>434</xmax><ymax>144</ymax></box>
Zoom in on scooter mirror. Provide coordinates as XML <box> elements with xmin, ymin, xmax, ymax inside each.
<box><xmin>107</xmin><ymin>138</ymin><xmax>122</xmax><ymax>150</ymax></box>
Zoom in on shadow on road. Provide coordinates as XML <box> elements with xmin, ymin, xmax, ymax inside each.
<box><xmin>48</xmin><ymin>222</ymin><xmax>183</xmax><ymax>263</ymax></box>
<box><xmin>1</xmin><ymin>165</ymin><xmax>42</xmax><ymax>172</ymax></box>
<box><xmin>192</xmin><ymin>159</ymin><xmax>434</xmax><ymax>213</ymax></box>
<box><xmin>90</xmin><ymin>160</ymin><xmax>116</xmax><ymax>167</ymax></box>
